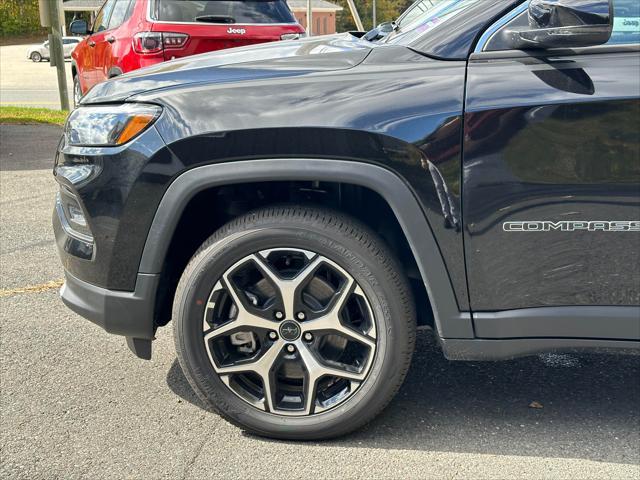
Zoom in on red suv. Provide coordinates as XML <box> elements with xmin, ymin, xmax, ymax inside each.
<box><xmin>69</xmin><ymin>0</ymin><xmax>305</xmax><ymax>105</ymax></box>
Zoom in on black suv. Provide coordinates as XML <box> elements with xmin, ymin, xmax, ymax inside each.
<box><xmin>54</xmin><ymin>0</ymin><xmax>640</xmax><ymax>440</ymax></box>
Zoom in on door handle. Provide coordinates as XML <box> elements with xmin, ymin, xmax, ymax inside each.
<box><xmin>106</xmin><ymin>36</ymin><xmax>115</xmax><ymax>44</ymax></box>
<box><xmin>88</xmin><ymin>40</ymin><xmax>96</xmax><ymax>47</ymax></box>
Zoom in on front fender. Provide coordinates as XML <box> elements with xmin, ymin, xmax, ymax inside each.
<box><xmin>138</xmin><ymin>158</ymin><xmax>473</xmax><ymax>338</ymax></box>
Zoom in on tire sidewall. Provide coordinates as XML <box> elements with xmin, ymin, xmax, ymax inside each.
<box><xmin>31</xmin><ymin>52</ymin><xmax>41</xmax><ymax>62</ymax></box>
<box><xmin>174</xmin><ymin>222</ymin><xmax>411</xmax><ymax>439</ymax></box>
<box><xmin>73</xmin><ymin>76</ymin><xmax>82</xmax><ymax>107</ymax></box>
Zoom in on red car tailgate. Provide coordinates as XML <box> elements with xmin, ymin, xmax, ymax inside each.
<box><xmin>151</xmin><ymin>23</ymin><xmax>303</xmax><ymax>60</ymax></box>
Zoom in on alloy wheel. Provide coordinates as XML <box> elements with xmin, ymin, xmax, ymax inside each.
<box><xmin>202</xmin><ymin>248</ymin><xmax>377</xmax><ymax>416</ymax></box>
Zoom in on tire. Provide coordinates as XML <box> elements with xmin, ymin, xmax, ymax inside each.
<box><xmin>173</xmin><ymin>206</ymin><xmax>416</xmax><ymax>440</ymax></box>
<box><xmin>30</xmin><ymin>52</ymin><xmax>42</xmax><ymax>62</ymax></box>
<box><xmin>73</xmin><ymin>75</ymin><xmax>82</xmax><ymax>107</ymax></box>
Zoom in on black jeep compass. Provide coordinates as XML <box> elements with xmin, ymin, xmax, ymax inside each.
<box><xmin>53</xmin><ymin>0</ymin><xmax>640</xmax><ymax>440</ymax></box>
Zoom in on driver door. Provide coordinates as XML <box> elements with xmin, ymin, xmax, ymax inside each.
<box><xmin>462</xmin><ymin>0</ymin><xmax>640</xmax><ymax>338</ymax></box>
<box><xmin>84</xmin><ymin>0</ymin><xmax>116</xmax><ymax>89</ymax></box>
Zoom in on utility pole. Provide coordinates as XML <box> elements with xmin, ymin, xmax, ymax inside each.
<box><xmin>372</xmin><ymin>0</ymin><xmax>377</xmax><ymax>28</ymax></box>
<box><xmin>345</xmin><ymin>0</ymin><xmax>364</xmax><ymax>31</ymax></box>
<box><xmin>39</xmin><ymin>0</ymin><xmax>70</xmax><ymax>110</ymax></box>
<box><xmin>306</xmin><ymin>0</ymin><xmax>313</xmax><ymax>36</ymax></box>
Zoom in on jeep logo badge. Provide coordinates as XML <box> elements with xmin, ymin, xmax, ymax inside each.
<box><xmin>279</xmin><ymin>320</ymin><xmax>301</xmax><ymax>341</ymax></box>
<box><xmin>227</xmin><ymin>27</ymin><xmax>246</xmax><ymax>35</ymax></box>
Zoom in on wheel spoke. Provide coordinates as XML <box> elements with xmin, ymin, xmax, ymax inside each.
<box><xmin>302</xmin><ymin>315</ymin><xmax>375</xmax><ymax>349</ymax></box>
<box><xmin>214</xmin><ymin>340</ymin><xmax>284</xmax><ymax>412</ymax></box>
<box><xmin>298</xmin><ymin>341</ymin><xmax>367</xmax><ymax>384</ymax></box>
<box><xmin>220</xmin><ymin>271</ymin><xmax>253</xmax><ymax>317</ymax></box>
<box><xmin>291</xmin><ymin>255</ymin><xmax>324</xmax><ymax>286</ymax></box>
<box><xmin>326</xmin><ymin>275</ymin><xmax>355</xmax><ymax>317</ymax></box>
<box><xmin>204</xmin><ymin>301</ymin><xmax>276</xmax><ymax>341</ymax></box>
<box><xmin>300</xmin><ymin>276</ymin><xmax>375</xmax><ymax>349</ymax></box>
<box><xmin>251</xmin><ymin>254</ymin><xmax>295</xmax><ymax>317</ymax></box>
<box><xmin>253</xmin><ymin>253</ymin><xmax>324</xmax><ymax>318</ymax></box>
<box><xmin>202</xmin><ymin>274</ymin><xmax>278</xmax><ymax>341</ymax></box>
<box><xmin>203</xmin><ymin>314</ymin><xmax>273</xmax><ymax>340</ymax></box>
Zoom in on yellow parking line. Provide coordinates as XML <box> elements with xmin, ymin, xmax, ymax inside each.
<box><xmin>0</xmin><ymin>279</ymin><xmax>64</xmax><ymax>298</ymax></box>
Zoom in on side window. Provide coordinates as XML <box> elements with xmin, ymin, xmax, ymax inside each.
<box><xmin>126</xmin><ymin>0</ymin><xmax>136</xmax><ymax>18</ymax></box>
<box><xmin>108</xmin><ymin>0</ymin><xmax>133</xmax><ymax>30</ymax></box>
<box><xmin>93</xmin><ymin>0</ymin><xmax>116</xmax><ymax>33</ymax></box>
<box><xmin>483</xmin><ymin>9</ymin><xmax>528</xmax><ymax>51</ymax></box>
<box><xmin>608</xmin><ymin>0</ymin><xmax>640</xmax><ymax>45</ymax></box>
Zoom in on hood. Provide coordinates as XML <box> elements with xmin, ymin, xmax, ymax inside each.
<box><xmin>81</xmin><ymin>34</ymin><xmax>372</xmax><ymax>104</ymax></box>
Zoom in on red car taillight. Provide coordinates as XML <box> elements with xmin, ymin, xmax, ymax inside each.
<box><xmin>280</xmin><ymin>33</ymin><xmax>304</xmax><ymax>40</ymax></box>
<box><xmin>132</xmin><ymin>32</ymin><xmax>189</xmax><ymax>54</ymax></box>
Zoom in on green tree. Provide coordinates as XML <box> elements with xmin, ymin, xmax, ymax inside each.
<box><xmin>0</xmin><ymin>0</ymin><xmax>48</xmax><ymax>38</ymax></box>
<box><xmin>335</xmin><ymin>0</ymin><xmax>414</xmax><ymax>32</ymax></box>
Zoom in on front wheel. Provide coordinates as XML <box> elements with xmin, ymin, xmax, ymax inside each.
<box><xmin>173</xmin><ymin>206</ymin><xmax>416</xmax><ymax>440</ymax></box>
<box><xmin>30</xmin><ymin>52</ymin><xmax>42</xmax><ymax>62</ymax></box>
<box><xmin>73</xmin><ymin>75</ymin><xmax>82</xmax><ymax>107</ymax></box>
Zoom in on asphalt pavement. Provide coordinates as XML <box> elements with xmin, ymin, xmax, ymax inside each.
<box><xmin>0</xmin><ymin>44</ymin><xmax>74</xmax><ymax>109</ymax></box>
<box><xmin>1</xmin><ymin>124</ymin><xmax>639</xmax><ymax>479</ymax></box>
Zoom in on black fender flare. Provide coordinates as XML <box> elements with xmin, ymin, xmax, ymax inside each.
<box><xmin>138</xmin><ymin>158</ymin><xmax>473</xmax><ymax>339</ymax></box>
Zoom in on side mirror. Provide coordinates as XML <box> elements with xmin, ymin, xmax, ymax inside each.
<box><xmin>69</xmin><ymin>19</ymin><xmax>89</xmax><ymax>36</ymax></box>
<box><xmin>511</xmin><ymin>0</ymin><xmax>613</xmax><ymax>49</ymax></box>
<box><xmin>363</xmin><ymin>22</ymin><xmax>396</xmax><ymax>41</ymax></box>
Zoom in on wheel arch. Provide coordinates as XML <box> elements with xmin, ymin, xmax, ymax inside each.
<box><xmin>71</xmin><ymin>61</ymin><xmax>79</xmax><ymax>85</ymax></box>
<box><xmin>140</xmin><ymin>158</ymin><xmax>473</xmax><ymax>339</ymax></box>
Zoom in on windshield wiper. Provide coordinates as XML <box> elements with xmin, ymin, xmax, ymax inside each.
<box><xmin>195</xmin><ymin>15</ymin><xmax>236</xmax><ymax>24</ymax></box>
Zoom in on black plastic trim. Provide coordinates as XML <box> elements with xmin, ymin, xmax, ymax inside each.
<box><xmin>60</xmin><ymin>271</ymin><xmax>159</xmax><ymax>341</ymax></box>
<box><xmin>441</xmin><ymin>337</ymin><xmax>640</xmax><ymax>361</ymax></box>
<box><xmin>474</xmin><ymin>306</ymin><xmax>640</xmax><ymax>340</ymax></box>
<box><xmin>138</xmin><ymin>158</ymin><xmax>474</xmax><ymax>339</ymax></box>
<box><xmin>469</xmin><ymin>43</ymin><xmax>640</xmax><ymax>61</ymax></box>
<box><xmin>126</xmin><ymin>337</ymin><xmax>152</xmax><ymax>360</ymax></box>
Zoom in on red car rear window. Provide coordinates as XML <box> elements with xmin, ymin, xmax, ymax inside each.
<box><xmin>152</xmin><ymin>0</ymin><xmax>297</xmax><ymax>24</ymax></box>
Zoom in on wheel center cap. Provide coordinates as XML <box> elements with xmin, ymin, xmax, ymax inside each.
<box><xmin>279</xmin><ymin>320</ymin><xmax>301</xmax><ymax>341</ymax></box>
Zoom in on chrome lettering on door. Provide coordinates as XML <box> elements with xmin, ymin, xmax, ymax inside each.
<box><xmin>503</xmin><ymin>221</ymin><xmax>640</xmax><ymax>232</ymax></box>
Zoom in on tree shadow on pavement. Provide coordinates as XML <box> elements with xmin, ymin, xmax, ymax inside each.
<box><xmin>167</xmin><ymin>330</ymin><xmax>640</xmax><ymax>465</ymax></box>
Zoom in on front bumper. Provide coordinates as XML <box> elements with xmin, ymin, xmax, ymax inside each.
<box><xmin>52</xmin><ymin>113</ymin><xmax>171</xmax><ymax>360</ymax></box>
<box><xmin>53</xmin><ymin>124</ymin><xmax>169</xmax><ymax>291</ymax></box>
<box><xmin>60</xmin><ymin>271</ymin><xmax>159</xmax><ymax>358</ymax></box>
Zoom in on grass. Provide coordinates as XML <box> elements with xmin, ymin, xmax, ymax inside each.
<box><xmin>0</xmin><ymin>106</ymin><xmax>68</xmax><ymax>126</ymax></box>
<box><xmin>0</xmin><ymin>34</ymin><xmax>48</xmax><ymax>47</ymax></box>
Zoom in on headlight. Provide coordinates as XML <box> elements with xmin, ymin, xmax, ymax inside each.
<box><xmin>65</xmin><ymin>103</ymin><xmax>161</xmax><ymax>147</ymax></box>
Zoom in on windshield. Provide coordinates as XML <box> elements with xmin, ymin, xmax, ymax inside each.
<box><xmin>380</xmin><ymin>0</ymin><xmax>483</xmax><ymax>46</ymax></box>
<box><xmin>152</xmin><ymin>0</ymin><xmax>296</xmax><ymax>24</ymax></box>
